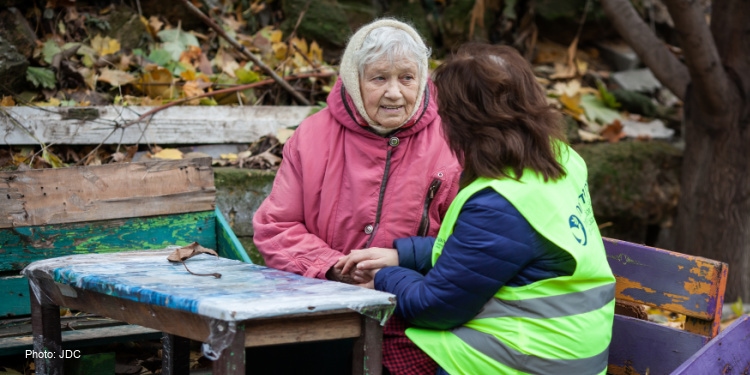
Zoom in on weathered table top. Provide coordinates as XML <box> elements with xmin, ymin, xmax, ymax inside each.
<box><xmin>24</xmin><ymin>249</ymin><xmax>393</xmax><ymax>374</ymax></box>
<box><xmin>22</xmin><ymin>249</ymin><xmax>395</xmax><ymax>322</ymax></box>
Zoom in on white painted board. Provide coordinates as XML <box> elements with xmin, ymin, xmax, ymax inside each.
<box><xmin>1</xmin><ymin>106</ymin><xmax>314</xmax><ymax>145</ymax></box>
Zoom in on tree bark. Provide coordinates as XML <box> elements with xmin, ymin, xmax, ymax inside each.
<box><xmin>602</xmin><ymin>0</ymin><xmax>750</xmax><ymax>301</ymax></box>
<box><xmin>672</xmin><ymin>0</ymin><xmax>750</xmax><ymax>302</ymax></box>
<box><xmin>600</xmin><ymin>0</ymin><xmax>689</xmax><ymax>100</ymax></box>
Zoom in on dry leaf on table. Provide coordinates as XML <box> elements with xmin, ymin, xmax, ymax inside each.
<box><xmin>167</xmin><ymin>242</ymin><xmax>221</xmax><ymax>278</ymax></box>
<box><xmin>167</xmin><ymin>242</ymin><xmax>219</xmax><ymax>262</ymax></box>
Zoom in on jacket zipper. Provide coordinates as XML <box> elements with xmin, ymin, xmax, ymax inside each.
<box><xmin>417</xmin><ymin>178</ymin><xmax>442</xmax><ymax>236</ymax></box>
<box><xmin>365</xmin><ymin>148</ymin><xmax>393</xmax><ymax>248</ymax></box>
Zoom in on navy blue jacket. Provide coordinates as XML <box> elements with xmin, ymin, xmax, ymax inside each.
<box><xmin>375</xmin><ymin>188</ymin><xmax>576</xmax><ymax>330</ymax></box>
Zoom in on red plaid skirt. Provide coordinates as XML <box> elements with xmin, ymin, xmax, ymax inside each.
<box><xmin>382</xmin><ymin>315</ymin><xmax>438</xmax><ymax>375</ymax></box>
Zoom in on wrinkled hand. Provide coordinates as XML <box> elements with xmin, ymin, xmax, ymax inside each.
<box><xmin>335</xmin><ymin>247</ymin><xmax>398</xmax><ymax>284</ymax></box>
<box><xmin>326</xmin><ymin>265</ymin><xmax>355</xmax><ymax>284</ymax></box>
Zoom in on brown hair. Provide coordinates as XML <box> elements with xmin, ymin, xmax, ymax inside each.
<box><xmin>432</xmin><ymin>43</ymin><xmax>566</xmax><ymax>188</ymax></box>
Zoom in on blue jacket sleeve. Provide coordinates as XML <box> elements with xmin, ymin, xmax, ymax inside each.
<box><xmin>394</xmin><ymin>236</ymin><xmax>435</xmax><ymax>275</ymax></box>
<box><xmin>375</xmin><ymin>188</ymin><xmax>537</xmax><ymax>330</ymax></box>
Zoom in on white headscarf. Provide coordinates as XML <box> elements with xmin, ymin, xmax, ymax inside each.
<box><xmin>339</xmin><ymin>19</ymin><xmax>429</xmax><ymax>131</ymax></box>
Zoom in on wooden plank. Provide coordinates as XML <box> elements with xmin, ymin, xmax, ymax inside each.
<box><xmin>607</xmin><ymin>315</ymin><xmax>708</xmax><ymax>375</ymax></box>
<box><xmin>0</xmin><ymin>325</ymin><xmax>161</xmax><ymax>356</ymax></box>
<box><xmin>212</xmin><ymin>324</ymin><xmax>246</xmax><ymax>375</ymax></box>
<box><xmin>0</xmin><ymin>275</ymin><xmax>30</xmax><ymax>316</ymax></box>
<box><xmin>214</xmin><ymin>207</ymin><xmax>251</xmax><ymax>264</ymax></box>
<box><xmin>352</xmin><ymin>316</ymin><xmax>383</xmax><ymax>375</ymax></box>
<box><xmin>0</xmin><ymin>158</ymin><xmax>215</xmax><ymax>228</ymax></box>
<box><xmin>243</xmin><ymin>312</ymin><xmax>362</xmax><ymax>347</ymax></box>
<box><xmin>0</xmin><ymin>211</ymin><xmax>217</xmax><ymax>273</ymax></box>
<box><xmin>1</xmin><ymin>105</ymin><xmax>313</xmax><ymax>145</ymax></box>
<box><xmin>603</xmin><ymin>237</ymin><xmax>727</xmax><ymax>336</ymax></box>
<box><xmin>670</xmin><ymin>315</ymin><xmax>750</xmax><ymax>374</ymax></box>
<box><xmin>161</xmin><ymin>334</ymin><xmax>191</xmax><ymax>375</ymax></box>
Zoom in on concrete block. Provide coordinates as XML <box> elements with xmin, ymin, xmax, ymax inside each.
<box><xmin>611</xmin><ymin>68</ymin><xmax>662</xmax><ymax>93</ymax></box>
<box><xmin>597</xmin><ymin>41</ymin><xmax>641</xmax><ymax>72</ymax></box>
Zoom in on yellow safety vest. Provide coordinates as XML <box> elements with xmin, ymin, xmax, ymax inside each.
<box><xmin>407</xmin><ymin>144</ymin><xmax>615</xmax><ymax>375</ymax></box>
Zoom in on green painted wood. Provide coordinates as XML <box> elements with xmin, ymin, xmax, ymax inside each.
<box><xmin>0</xmin><ymin>275</ymin><xmax>30</xmax><ymax>317</ymax></box>
<box><xmin>215</xmin><ymin>207</ymin><xmax>252</xmax><ymax>264</ymax></box>
<box><xmin>0</xmin><ymin>211</ymin><xmax>217</xmax><ymax>273</ymax></box>
<box><xmin>0</xmin><ymin>208</ymin><xmax>253</xmax><ymax>353</ymax></box>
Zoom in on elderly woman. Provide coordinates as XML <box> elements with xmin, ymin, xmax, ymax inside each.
<box><xmin>340</xmin><ymin>43</ymin><xmax>616</xmax><ymax>374</ymax></box>
<box><xmin>252</xmin><ymin>18</ymin><xmax>461</xmax><ymax>375</ymax></box>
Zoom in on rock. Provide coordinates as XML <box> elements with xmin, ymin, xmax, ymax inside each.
<box><xmin>596</xmin><ymin>40</ymin><xmax>641</xmax><ymax>72</ymax></box>
<box><xmin>0</xmin><ymin>8</ymin><xmax>37</xmax><ymax>58</ymax></box>
<box><xmin>611</xmin><ymin>68</ymin><xmax>662</xmax><ymax>94</ymax></box>
<box><xmin>621</xmin><ymin>119</ymin><xmax>675</xmax><ymax>140</ymax></box>
<box><xmin>0</xmin><ymin>35</ymin><xmax>29</xmax><ymax>95</ymax></box>
<box><xmin>103</xmin><ymin>5</ymin><xmax>151</xmax><ymax>51</ymax></box>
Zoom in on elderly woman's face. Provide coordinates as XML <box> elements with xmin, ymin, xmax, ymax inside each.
<box><xmin>359</xmin><ymin>56</ymin><xmax>419</xmax><ymax>129</ymax></box>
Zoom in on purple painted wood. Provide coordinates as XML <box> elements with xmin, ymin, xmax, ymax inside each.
<box><xmin>608</xmin><ymin>315</ymin><xmax>709</xmax><ymax>375</ymax></box>
<box><xmin>670</xmin><ymin>315</ymin><xmax>750</xmax><ymax>375</ymax></box>
<box><xmin>603</xmin><ymin>237</ymin><xmax>727</xmax><ymax>337</ymax></box>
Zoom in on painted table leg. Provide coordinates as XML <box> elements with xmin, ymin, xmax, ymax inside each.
<box><xmin>352</xmin><ymin>316</ymin><xmax>383</xmax><ymax>375</ymax></box>
<box><xmin>162</xmin><ymin>333</ymin><xmax>191</xmax><ymax>375</ymax></box>
<box><xmin>29</xmin><ymin>283</ymin><xmax>63</xmax><ymax>375</ymax></box>
<box><xmin>212</xmin><ymin>324</ymin><xmax>246</xmax><ymax>375</ymax></box>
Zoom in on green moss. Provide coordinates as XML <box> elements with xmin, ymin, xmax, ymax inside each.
<box><xmin>281</xmin><ymin>0</ymin><xmax>352</xmax><ymax>49</ymax></box>
<box><xmin>214</xmin><ymin>168</ymin><xmax>276</xmax><ymax>191</ymax></box>
<box><xmin>574</xmin><ymin>140</ymin><xmax>682</xmax><ymax>223</ymax></box>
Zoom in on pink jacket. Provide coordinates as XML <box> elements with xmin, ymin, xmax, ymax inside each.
<box><xmin>252</xmin><ymin>78</ymin><xmax>461</xmax><ymax>279</ymax></box>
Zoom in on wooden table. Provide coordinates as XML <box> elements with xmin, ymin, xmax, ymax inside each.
<box><xmin>23</xmin><ymin>250</ymin><xmax>395</xmax><ymax>375</ymax></box>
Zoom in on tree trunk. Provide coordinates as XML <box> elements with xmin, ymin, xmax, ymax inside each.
<box><xmin>602</xmin><ymin>0</ymin><xmax>750</xmax><ymax>302</ymax></box>
<box><xmin>674</xmin><ymin>95</ymin><xmax>750</xmax><ymax>302</ymax></box>
<box><xmin>673</xmin><ymin>0</ymin><xmax>750</xmax><ymax>302</ymax></box>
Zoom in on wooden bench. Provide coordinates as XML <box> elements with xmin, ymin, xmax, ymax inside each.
<box><xmin>604</xmin><ymin>237</ymin><xmax>729</xmax><ymax>375</ymax></box>
<box><xmin>0</xmin><ymin>157</ymin><xmax>250</xmax><ymax>356</ymax></box>
<box><xmin>670</xmin><ymin>314</ymin><xmax>750</xmax><ymax>374</ymax></box>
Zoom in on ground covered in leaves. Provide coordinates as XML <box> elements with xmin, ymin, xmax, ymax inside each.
<box><xmin>0</xmin><ymin>0</ymin><xmax>685</xmax><ymax>171</ymax></box>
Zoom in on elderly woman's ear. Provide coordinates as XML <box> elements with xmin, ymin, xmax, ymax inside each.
<box><xmin>339</xmin><ymin>18</ymin><xmax>431</xmax><ymax>134</ymax></box>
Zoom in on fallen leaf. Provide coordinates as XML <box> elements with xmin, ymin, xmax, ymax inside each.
<box><xmin>600</xmin><ymin>120</ymin><xmax>626</xmax><ymax>143</ymax></box>
<box><xmin>148</xmin><ymin>15</ymin><xmax>164</xmax><ymax>36</ymax></box>
<box><xmin>90</xmin><ymin>34</ymin><xmax>121</xmax><ymax>56</ymax></box>
<box><xmin>136</xmin><ymin>65</ymin><xmax>175</xmax><ymax>98</ymax></box>
<box><xmin>277</xmin><ymin>129</ymin><xmax>296</xmax><ymax>145</ymax></box>
<box><xmin>97</xmin><ymin>68</ymin><xmax>136</xmax><ymax>87</ymax></box>
<box><xmin>158</xmin><ymin>27</ymin><xmax>200</xmax><ymax>61</ymax></box>
<box><xmin>559</xmin><ymin>93</ymin><xmax>584</xmax><ymax>118</ymax></box>
<box><xmin>167</xmin><ymin>242</ymin><xmax>218</xmax><ymax>262</ymax></box>
<box><xmin>167</xmin><ymin>242</ymin><xmax>221</xmax><ymax>278</ymax></box>
<box><xmin>181</xmin><ymin>81</ymin><xmax>204</xmax><ymax>104</ymax></box>
<box><xmin>580</xmin><ymin>94</ymin><xmax>622</xmax><ymax>125</ymax></box>
<box><xmin>152</xmin><ymin>148</ymin><xmax>183</xmax><ymax>160</ymax></box>
<box><xmin>578</xmin><ymin>129</ymin><xmax>603</xmax><ymax>142</ymax></box>
<box><xmin>1</xmin><ymin>96</ymin><xmax>16</xmax><ymax>106</ymax></box>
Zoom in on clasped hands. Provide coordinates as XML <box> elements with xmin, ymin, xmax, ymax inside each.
<box><xmin>327</xmin><ymin>247</ymin><xmax>398</xmax><ymax>289</ymax></box>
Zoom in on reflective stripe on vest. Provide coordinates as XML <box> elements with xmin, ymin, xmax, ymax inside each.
<box><xmin>475</xmin><ymin>283</ymin><xmax>615</xmax><ymax>320</ymax></box>
<box><xmin>452</xmin><ymin>326</ymin><xmax>610</xmax><ymax>374</ymax></box>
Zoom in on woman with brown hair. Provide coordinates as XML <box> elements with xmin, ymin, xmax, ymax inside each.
<box><xmin>338</xmin><ymin>43</ymin><xmax>616</xmax><ymax>374</ymax></box>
